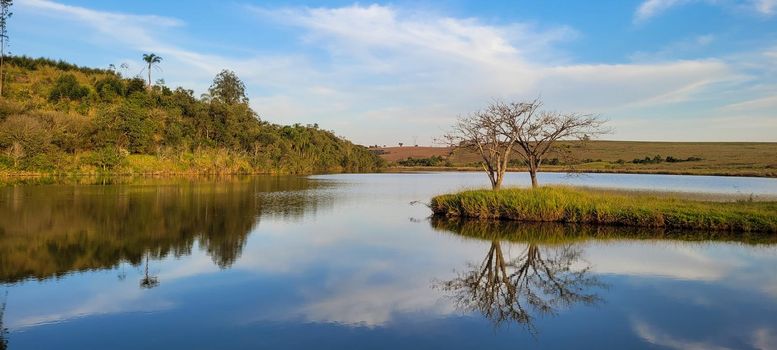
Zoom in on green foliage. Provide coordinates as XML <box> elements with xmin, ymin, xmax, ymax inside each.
<box><xmin>4</xmin><ymin>55</ymin><xmax>112</xmax><ymax>74</ymax></box>
<box><xmin>632</xmin><ymin>154</ymin><xmax>703</xmax><ymax>164</ymax></box>
<box><xmin>86</xmin><ymin>146</ymin><xmax>125</xmax><ymax>171</ymax></box>
<box><xmin>48</xmin><ymin>74</ymin><xmax>89</xmax><ymax>102</ymax></box>
<box><xmin>397</xmin><ymin>156</ymin><xmax>451</xmax><ymax>167</ymax></box>
<box><xmin>0</xmin><ymin>55</ymin><xmax>385</xmax><ymax>174</ymax></box>
<box><xmin>208</xmin><ymin>69</ymin><xmax>248</xmax><ymax>104</ymax></box>
<box><xmin>431</xmin><ymin>187</ymin><xmax>777</xmax><ymax>233</ymax></box>
<box><xmin>125</xmin><ymin>77</ymin><xmax>146</xmax><ymax>95</ymax></box>
<box><xmin>94</xmin><ymin>75</ymin><xmax>125</xmax><ymax>101</ymax></box>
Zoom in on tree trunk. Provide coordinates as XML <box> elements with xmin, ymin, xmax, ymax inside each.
<box><xmin>148</xmin><ymin>64</ymin><xmax>152</xmax><ymax>88</ymax></box>
<box><xmin>493</xmin><ymin>171</ymin><xmax>504</xmax><ymax>190</ymax></box>
<box><xmin>1</xmin><ymin>35</ymin><xmax>5</xmax><ymax>97</ymax></box>
<box><xmin>528</xmin><ymin>159</ymin><xmax>539</xmax><ymax>188</ymax></box>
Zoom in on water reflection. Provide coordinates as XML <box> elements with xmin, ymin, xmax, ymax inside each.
<box><xmin>433</xmin><ymin>219</ymin><xmax>604</xmax><ymax>332</ymax></box>
<box><xmin>431</xmin><ymin>217</ymin><xmax>777</xmax><ymax>245</ymax></box>
<box><xmin>431</xmin><ymin>217</ymin><xmax>777</xmax><ymax>333</ymax></box>
<box><xmin>139</xmin><ymin>253</ymin><xmax>159</xmax><ymax>289</ymax></box>
<box><xmin>0</xmin><ymin>176</ymin><xmax>329</xmax><ymax>284</ymax></box>
<box><xmin>0</xmin><ymin>291</ymin><xmax>6</xmax><ymax>350</ymax></box>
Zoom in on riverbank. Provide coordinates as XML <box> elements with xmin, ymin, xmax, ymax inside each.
<box><xmin>0</xmin><ymin>151</ymin><xmax>384</xmax><ymax>179</ymax></box>
<box><xmin>430</xmin><ymin>187</ymin><xmax>777</xmax><ymax>233</ymax></box>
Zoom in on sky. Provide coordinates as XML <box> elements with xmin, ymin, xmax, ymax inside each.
<box><xmin>8</xmin><ymin>0</ymin><xmax>777</xmax><ymax>145</ymax></box>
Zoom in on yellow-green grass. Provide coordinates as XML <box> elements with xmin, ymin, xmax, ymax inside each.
<box><xmin>379</xmin><ymin>141</ymin><xmax>777</xmax><ymax>177</ymax></box>
<box><xmin>430</xmin><ymin>187</ymin><xmax>777</xmax><ymax>233</ymax></box>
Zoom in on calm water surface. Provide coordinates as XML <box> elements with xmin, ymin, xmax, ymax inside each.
<box><xmin>1</xmin><ymin>172</ymin><xmax>776</xmax><ymax>349</ymax></box>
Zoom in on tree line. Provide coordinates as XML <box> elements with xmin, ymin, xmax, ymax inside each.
<box><xmin>0</xmin><ymin>55</ymin><xmax>384</xmax><ymax>174</ymax></box>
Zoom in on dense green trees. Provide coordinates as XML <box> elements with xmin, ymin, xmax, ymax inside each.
<box><xmin>0</xmin><ymin>55</ymin><xmax>384</xmax><ymax>174</ymax></box>
<box><xmin>208</xmin><ymin>69</ymin><xmax>249</xmax><ymax>104</ymax></box>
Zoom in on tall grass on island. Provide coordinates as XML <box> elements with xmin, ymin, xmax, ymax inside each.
<box><xmin>430</xmin><ymin>187</ymin><xmax>777</xmax><ymax>233</ymax></box>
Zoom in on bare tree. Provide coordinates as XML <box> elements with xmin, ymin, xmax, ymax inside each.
<box><xmin>443</xmin><ymin>100</ymin><xmax>540</xmax><ymax>190</ymax></box>
<box><xmin>512</xmin><ymin>108</ymin><xmax>608</xmax><ymax>188</ymax></box>
<box><xmin>445</xmin><ymin>99</ymin><xmax>607</xmax><ymax>189</ymax></box>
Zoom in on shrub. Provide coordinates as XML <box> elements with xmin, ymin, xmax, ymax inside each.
<box><xmin>87</xmin><ymin>146</ymin><xmax>126</xmax><ymax>171</ymax></box>
<box><xmin>48</xmin><ymin>74</ymin><xmax>90</xmax><ymax>102</ymax></box>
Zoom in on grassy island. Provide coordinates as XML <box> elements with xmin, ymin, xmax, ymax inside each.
<box><xmin>430</xmin><ymin>187</ymin><xmax>777</xmax><ymax>233</ymax></box>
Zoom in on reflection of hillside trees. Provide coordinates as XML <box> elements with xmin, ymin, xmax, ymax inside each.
<box><xmin>433</xmin><ymin>218</ymin><xmax>605</xmax><ymax>332</ymax></box>
<box><xmin>0</xmin><ymin>291</ymin><xmax>6</xmax><ymax>350</ymax></box>
<box><xmin>0</xmin><ymin>177</ymin><xmax>329</xmax><ymax>283</ymax></box>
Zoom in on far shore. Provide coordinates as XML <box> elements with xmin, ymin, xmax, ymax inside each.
<box><xmin>385</xmin><ymin>166</ymin><xmax>777</xmax><ymax>178</ymax></box>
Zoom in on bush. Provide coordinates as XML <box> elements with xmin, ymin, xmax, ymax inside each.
<box><xmin>48</xmin><ymin>74</ymin><xmax>90</xmax><ymax>102</ymax></box>
<box><xmin>87</xmin><ymin>146</ymin><xmax>126</xmax><ymax>171</ymax></box>
<box><xmin>397</xmin><ymin>156</ymin><xmax>449</xmax><ymax>167</ymax></box>
<box><xmin>94</xmin><ymin>76</ymin><xmax>125</xmax><ymax>101</ymax></box>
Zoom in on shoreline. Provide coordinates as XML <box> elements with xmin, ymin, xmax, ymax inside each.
<box><xmin>3</xmin><ymin>166</ymin><xmax>777</xmax><ymax>180</ymax></box>
<box><xmin>385</xmin><ymin>166</ymin><xmax>777</xmax><ymax>178</ymax></box>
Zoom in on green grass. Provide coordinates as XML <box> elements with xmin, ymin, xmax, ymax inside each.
<box><xmin>430</xmin><ymin>187</ymin><xmax>777</xmax><ymax>233</ymax></box>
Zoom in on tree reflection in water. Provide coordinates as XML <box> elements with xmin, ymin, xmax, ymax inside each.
<box><xmin>432</xmin><ymin>217</ymin><xmax>777</xmax><ymax>332</ymax></box>
<box><xmin>0</xmin><ymin>176</ymin><xmax>330</xmax><ymax>284</ymax></box>
<box><xmin>139</xmin><ymin>252</ymin><xmax>159</xmax><ymax>289</ymax></box>
<box><xmin>0</xmin><ymin>291</ymin><xmax>7</xmax><ymax>350</ymax></box>
<box><xmin>434</xmin><ymin>218</ymin><xmax>605</xmax><ymax>333</ymax></box>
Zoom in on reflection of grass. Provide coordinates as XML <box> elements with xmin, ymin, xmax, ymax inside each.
<box><xmin>431</xmin><ymin>187</ymin><xmax>777</xmax><ymax>233</ymax></box>
<box><xmin>431</xmin><ymin>217</ymin><xmax>777</xmax><ymax>244</ymax></box>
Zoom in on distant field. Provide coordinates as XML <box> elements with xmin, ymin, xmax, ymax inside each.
<box><xmin>375</xmin><ymin>141</ymin><xmax>777</xmax><ymax>177</ymax></box>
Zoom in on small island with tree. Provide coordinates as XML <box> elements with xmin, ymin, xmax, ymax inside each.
<box><xmin>430</xmin><ymin>99</ymin><xmax>777</xmax><ymax>233</ymax></box>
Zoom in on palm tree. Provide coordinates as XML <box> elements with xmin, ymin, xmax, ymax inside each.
<box><xmin>139</xmin><ymin>252</ymin><xmax>159</xmax><ymax>289</ymax></box>
<box><xmin>141</xmin><ymin>53</ymin><xmax>162</xmax><ymax>88</ymax></box>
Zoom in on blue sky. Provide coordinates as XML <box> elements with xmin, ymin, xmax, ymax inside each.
<box><xmin>9</xmin><ymin>0</ymin><xmax>777</xmax><ymax>144</ymax></box>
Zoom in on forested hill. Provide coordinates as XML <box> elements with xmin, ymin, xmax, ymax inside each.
<box><xmin>0</xmin><ymin>56</ymin><xmax>384</xmax><ymax>175</ymax></box>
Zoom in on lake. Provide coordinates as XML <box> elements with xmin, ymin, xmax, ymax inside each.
<box><xmin>1</xmin><ymin>172</ymin><xmax>776</xmax><ymax>349</ymax></box>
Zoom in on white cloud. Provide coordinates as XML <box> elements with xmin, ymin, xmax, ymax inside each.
<box><xmin>635</xmin><ymin>0</ymin><xmax>693</xmax><ymax>22</ymax></box>
<box><xmin>18</xmin><ymin>0</ymin><xmax>182</xmax><ymax>47</ymax></box>
<box><xmin>14</xmin><ymin>1</ymin><xmax>776</xmax><ymax>143</ymax></box>
<box><xmin>633</xmin><ymin>319</ymin><xmax>733</xmax><ymax>350</ymax></box>
<box><xmin>752</xmin><ymin>328</ymin><xmax>777</xmax><ymax>350</ymax></box>
<box><xmin>754</xmin><ymin>0</ymin><xmax>777</xmax><ymax>14</ymax></box>
<box><xmin>635</xmin><ymin>0</ymin><xmax>777</xmax><ymax>21</ymax></box>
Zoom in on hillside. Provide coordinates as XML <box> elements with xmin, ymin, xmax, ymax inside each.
<box><xmin>377</xmin><ymin>141</ymin><xmax>777</xmax><ymax>177</ymax></box>
<box><xmin>0</xmin><ymin>56</ymin><xmax>384</xmax><ymax>176</ymax></box>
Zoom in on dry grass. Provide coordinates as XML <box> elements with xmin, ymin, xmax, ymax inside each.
<box><xmin>378</xmin><ymin>141</ymin><xmax>777</xmax><ymax>177</ymax></box>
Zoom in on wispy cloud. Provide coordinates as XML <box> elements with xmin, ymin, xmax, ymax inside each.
<box><xmin>635</xmin><ymin>0</ymin><xmax>694</xmax><ymax>22</ymax></box>
<box><xmin>634</xmin><ymin>0</ymin><xmax>777</xmax><ymax>22</ymax></box>
<box><xmin>633</xmin><ymin>319</ymin><xmax>732</xmax><ymax>350</ymax></box>
<box><xmin>754</xmin><ymin>0</ymin><xmax>777</xmax><ymax>14</ymax></box>
<box><xmin>12</xmin><ymin>1</ymin><xmax>776</xmax><ymax>143</ymax></box>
